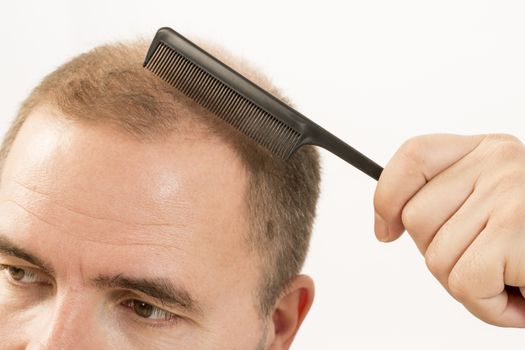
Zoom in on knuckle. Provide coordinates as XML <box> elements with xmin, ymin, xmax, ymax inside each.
<box><xmin>485</xmin><ymin>134</ymin><xmax>525</xmax><ymax>162</ymax></box>
<box><xmin>399</xmin><ymin>136</ymin><xmax>426</xmax><ymax>167</ymax></box>
<box><xmin>494</xmin><ymin>168</ymin><xmax>525</xmax><ymax>194</ymax></box>
<box><xmin>447</xmin><ymin>267</ymin><xmax>468</xmax><ymax>301</ymax></box>
<box><xmin>401</xmin><ymin>200</ymin><xmax>420</xmax><ymax>233</ymax></box>
<box><xmin>424</xmin><ymin>230</ymin><xmax>448</xmax><ymax>278</ymax></box>
<box><xmin>495</xmin><ymin>141</ymin><xmax>523</xmax><ymax>161</ymax></box>
<box><xmin>483</xmin><ymin>133</ymin><xmax>522</xmax><ymax>145</ymax></box>
<box><xmin>424</xmin><ymin>247</ymin><xmax>442</xmax><ymax>277</ymax></box>
<box><xmin>492</xmin><ymin>197</ymin><xmax>525</xmax><ymax>229</ymax></box>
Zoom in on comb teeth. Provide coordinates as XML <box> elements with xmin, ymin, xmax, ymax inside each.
<box><xmin>145</xmin><ymin>42</ymin><xmax>302</xmax><ymax>159</ymax></box>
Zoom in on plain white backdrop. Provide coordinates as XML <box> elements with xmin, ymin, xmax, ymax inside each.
<box><xmin>1</xmin><ymin>1</ymin><xmax>525</xmax><ymax>348</ymax></box>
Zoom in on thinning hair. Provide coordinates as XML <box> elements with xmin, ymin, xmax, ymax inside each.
<box><xmin>0</xmin><ymin>35</ymin><xmax>321</xmax><ymax>316</ymax></box>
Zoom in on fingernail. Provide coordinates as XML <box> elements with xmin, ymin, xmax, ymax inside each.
<box><xmin>374</xmin><ymin>213</ymin><xmax>390</xmax><ymax>242</ymax></box>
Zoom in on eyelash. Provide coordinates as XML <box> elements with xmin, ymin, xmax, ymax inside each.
<box><xmin>0</xmin><ymin>264</ymin><xmax>180</xmax><ymax>328</ymax></box>
<box><xmin>120</xmin><ymin>299</ymin><xmax>181</xmax><ymax>327</ymax></box>
<box><xmin>0</xmin><ymin>264</ymin><xmax>52</xmax><ymax>286</ymax></box>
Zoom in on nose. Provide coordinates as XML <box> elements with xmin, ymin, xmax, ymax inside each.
<box><xmin>26</xmin><ymin>290</ymin><xmax>106</xmax><ymax>350</ymax></box>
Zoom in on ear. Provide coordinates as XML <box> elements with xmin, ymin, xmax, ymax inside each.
<box><xmin>267</xmin><ymin>275</ymin><xmax>315</xmax><ymax>350</ymax></box>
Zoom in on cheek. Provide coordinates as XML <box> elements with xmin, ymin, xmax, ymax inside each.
<box><xmin>0</xmin><ymin>297</ymin><xmax>42</xmax><ymax>344</ymax></box>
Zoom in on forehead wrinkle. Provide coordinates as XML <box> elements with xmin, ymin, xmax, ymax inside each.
<box><xmin>3</xmin><ymin>197</ymin><xmax>187</xmax><ymax>252</ymax></box>
<box><xmin>1</xmin><ymin>107</ymin><xmax>253</xmax><ymax>266</ymax></box>
<box><xmin>7</xmin><ymin>177</ymin><xmax>186</xmax><ymax>228</ymax></box>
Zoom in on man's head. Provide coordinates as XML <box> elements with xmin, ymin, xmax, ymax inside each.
<box><xmin>0</xmin><ymin>37</ymin><xmax>320</xmax><ymax>349</ymax></box>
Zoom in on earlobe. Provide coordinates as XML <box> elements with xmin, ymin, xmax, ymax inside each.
<box><xmin>267</xmin><ymin>275</ymin><xmax>315</xmax><ymax>350</ymax></box>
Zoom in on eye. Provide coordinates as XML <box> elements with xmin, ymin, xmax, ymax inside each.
<box><xmin>0</xmin><ymin>264</ymin><xmax>51</xmax><ymax>286</ymax></box>
<box><xmin>122</xmin><ymin>299</ymin><xmax>179</xmax><ymax>322</ymax></box>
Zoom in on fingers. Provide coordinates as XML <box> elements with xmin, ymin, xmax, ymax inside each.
<box><xmin>426</xmin><ymin>180</ymin><xmax>525</xmax><ymax>327</ymax></box>
<box><xmin>423</xmin><ymin>188</ymin><xmax>491</xmax><ymax>290</ymax></box>
<box><xmin>446</xmin><ymin>224</ymin><xmax>525</xmax><ymax>327</ymax></box>
<box><xmin>401</xmin><ymin>146</ymin><xmax>482</xmax><ymax>254</ymax></box>
<box><xmin>374</xmin><ymin>134</ymin><xmax>486</xmax><ymax>241</ymax></box>
<box><xmin>374</xmin><ymin>133</ymin><xmax>525</xmax><ymax>327</ymax></box>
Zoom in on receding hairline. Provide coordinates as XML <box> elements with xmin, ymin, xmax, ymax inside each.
<box><xmin>0</xmin><ymin>36</ymin><xmax>322</xmax><ymax>317</ymax></box>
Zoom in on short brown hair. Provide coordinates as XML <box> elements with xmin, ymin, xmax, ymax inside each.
<box><xmin>0</xmin><ymin>36</ymin><xmax>321</xmax><ymax>316</ymax></box>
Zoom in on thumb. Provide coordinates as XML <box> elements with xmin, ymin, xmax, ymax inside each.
<box><xmin>373</xmin><ymin>133</ymin><xmax>486</xmax><ymax>242</ymax></box>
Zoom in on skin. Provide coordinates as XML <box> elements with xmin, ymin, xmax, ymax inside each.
<box><xmin>374</xmin><ymin>133</ymin><xmax>525</xmax><ymax>327</ymax></box>
<box><xmin>0</xmin><ymin>106</ymin><xmax>313</xmax><ymax>349</ymax></box>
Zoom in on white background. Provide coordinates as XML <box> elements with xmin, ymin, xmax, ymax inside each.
<box><xmin>1</xmin><ymin>1</ymin><xmax>525</xmax><ymax>348</ymax></box>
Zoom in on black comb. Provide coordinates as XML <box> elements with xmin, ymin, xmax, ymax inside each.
<box><xmin>144</xmin><ymin>27</ymin><xmax>383</xmax><ymax>180</ymax></box>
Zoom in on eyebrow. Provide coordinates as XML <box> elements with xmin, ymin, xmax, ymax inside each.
<box><xmin>0</xmin><ymin>235</ymin><xmax>200</xmax><ymax>315</ymax></box>
<box><xmin>0</xmin><ymin>235</ymin><xmax>56</xmax><ymax>275</ymax></box>
<box><xmin>93</xmin><ymin>274</ymin><xmax>200</xmax><ymax>315</ymax></box>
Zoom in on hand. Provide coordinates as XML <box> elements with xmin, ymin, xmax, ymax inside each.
<box><xmin>373</xmin><ymin>133</ymin><xmax>525</xmax><ymax>327</ymax></box>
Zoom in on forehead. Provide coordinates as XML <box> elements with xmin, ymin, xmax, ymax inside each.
<box><xmin>3</xmin><ymin>107</ymin><xmax>245</xmax><ymax>219</ymax></box>
<box><xmin>0</xmin><ymin>106</ymin><xmax>256</xmax><ymax>298</ymax></box>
